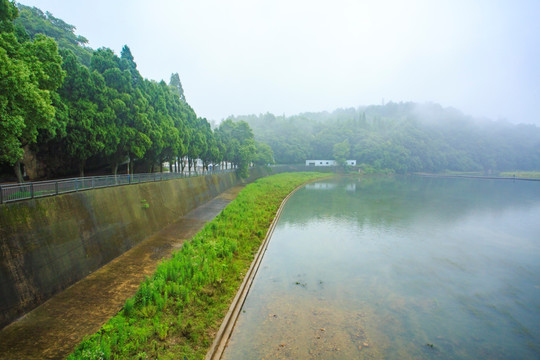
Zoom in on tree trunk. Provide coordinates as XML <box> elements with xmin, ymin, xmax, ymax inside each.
<box><xmin>79</xmin><ymin>159</ymin><xmax>85</xmax><ymax>177</ymax></box>
<box><xmin>112</xmin><ymin>162</ymin><xmax>119</xmax><ymax>176</ymax></box>
<box><xmin>128</xmin><ymin>155</ymin><xmax>133</xmax><ymax>175</ymax></box>
<box><xmin>14</xmin><ymin>160</ymin><xmax>24</xmax><ymax>183</ymax></box>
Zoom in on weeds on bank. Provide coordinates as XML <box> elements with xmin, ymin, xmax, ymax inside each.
<box><xmin>499</xmin><ymin>171</ymin><xmax>540</xmax><ymax>179</ymax></box>
<box><xmin>68</xmin><ymin>172</ymin><xmax>329</xmax><ymax>360</ymax></box>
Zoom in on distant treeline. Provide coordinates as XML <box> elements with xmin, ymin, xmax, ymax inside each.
<box><xmin>1</xmin><ymin>2</ymin><xmax>273</xmax><ymax>182</ymax></box>
<box><xmin>231</xmin><ymin>102</ymin><xmax>540</xmax><ymax>173</ymax></box>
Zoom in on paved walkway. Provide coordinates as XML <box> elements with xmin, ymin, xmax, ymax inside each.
<box><xmin>0</xmin><ymin>186</ymin><xmax>244</xmax><ymax>360</ymax></box>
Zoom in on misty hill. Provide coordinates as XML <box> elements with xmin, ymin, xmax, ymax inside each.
<box><xmin>231</xmin><ymin>102</ymin><xmax>540</xmax><ymax>173</ymax></box>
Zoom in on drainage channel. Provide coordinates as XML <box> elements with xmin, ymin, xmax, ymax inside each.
<box><xmin>0</xmin><ymin>187</ymin><xmax>244</xmax><ymax>360</ymax></box>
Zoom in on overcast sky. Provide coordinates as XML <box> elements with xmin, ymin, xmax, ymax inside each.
<box><xmin>18</xmin><ymin>0</ymin><xmax>540</xmax><ymax>125</ymax></box>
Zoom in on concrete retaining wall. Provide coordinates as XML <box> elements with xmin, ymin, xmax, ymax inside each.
<box><xmin>0</xmin><ymin>168</ymin><xmax>270</xmax><ymax>328</ymax></box>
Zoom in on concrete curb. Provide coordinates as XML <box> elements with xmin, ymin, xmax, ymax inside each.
<box><xmin>205</xmin><ymin>181</ymin><xmax>310</xmax><ymax>360</ymax></box>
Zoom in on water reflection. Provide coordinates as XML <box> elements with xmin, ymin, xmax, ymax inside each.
<box><xmin>284</xmin><ymin>176</ymin><xmax>540</xmax><ymax>227</ymax></box>
<box><xmin>223</xmin><ymin>176</ymin><xmax>540</xmax><ymax>359</ymax></box>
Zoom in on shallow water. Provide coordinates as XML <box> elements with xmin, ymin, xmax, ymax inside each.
<box><xmin>222</xmin><ymin>176</ymin><xmax>540</xmax><ymax>359</ymax></box>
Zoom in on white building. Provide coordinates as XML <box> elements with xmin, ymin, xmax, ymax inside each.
<box><xmin>305</xmin><ymin>160</ymin><xmax>356</xmax><ymax>166</ymax></box>
<box><xmin>305</xmin><ymin>182</ymin><xmax>338</xmax><ymax>190</ymax></box>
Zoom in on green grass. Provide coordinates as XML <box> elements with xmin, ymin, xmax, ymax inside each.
<box><xmin>68</xmin><ymin>172</ymin><xmax>330</xmax><ymax>360</ymax></box>
<box><xmin>441</xmin><ymin>170</ymin><xmax>484</xmax><ymax>176</ymax></box>
<box><xmin>499</xmin><ymin>171</ymin><xmax>540</xmax><ymax>179</ymax></box>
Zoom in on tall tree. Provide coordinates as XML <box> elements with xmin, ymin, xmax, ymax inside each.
<box><xmin>169</xmin><ymin>72</ymin><xmax>185</xmax><ymax>102</ymax></box>
<box><xmin>0</xmin><ymin>0</ymin><xmax>65</xmax><ymax>181</ymax></box>
<box><xmin>90</xmin><ymin>47</ymin><xmax>151</xmax><ymax>175</ymax></box>
<box><xmin>14</xmin><ymin>4</ymin><xmax>93</xmax><ymax>65</ymax></box>
<box><xmin>333</xmin><ymin>139</ymin><xmax>350</xmax><ymax>166</ymax></box>
<box><xmin>253</xmin><ymin>141</ymin><xmax>274</xmax><ymax>166</ymax></box>
<box><xmin>199</xmin><ymin>118</ymin><xmax>220</xmax><ymax>170</ymax></box>
<box><xmin>217</xmin><ymin>119</ymin><xmax>256</xmax><ymax>177</ymax></box>
<box><xmin>2</xmin><ymin>3</ymin><xmax>263</xmax><ymax>181</ymax></box>
<box><xmin>57</xmin><ymin>49</ymin><xmax>104</xmax><ymax>176</ymax></box>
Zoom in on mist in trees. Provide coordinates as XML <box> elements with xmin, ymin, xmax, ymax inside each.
<box><xmin>13</xmin><ymin>4</ymin><xmax>92</xmax><ymax>65</ymax></box>
<box><xmin>169</xmin><ymin>73</ymin><xmax>185</xmax><ymax>102</ymax></box>
<box><xmin>6</xmin><ymin>1</ymin><xmax>535</xmax><ymax>180</ymax></box>
<box><xmin>215</xmin><ymin>119</ymin><xmax>257</xmax><ymax>178</ymax></box>
<box><xmin>231</xmin><ymin>102</ymin><xmax>540</xmax><ymax>174</ymax></box>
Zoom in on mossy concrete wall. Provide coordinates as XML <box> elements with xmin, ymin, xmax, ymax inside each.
<box><xmin>0</xmin><ymin>168</ymin><xmax>269</xmax><ymax>329</ymax></box>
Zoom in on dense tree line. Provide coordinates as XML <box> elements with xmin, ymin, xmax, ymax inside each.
<box><xmin>0</xmin><ymin>1</ymin><xmax>65</xmax><ymax>181</ymax></box>
<box><xmin>231</xmin><ymin>102</ymin><xmax>540</xmax><ymax>173</ymax></box>
<box><xmin>0</xmin><ymin>2</ymin><xmax>272</xmax><ymax>182</ymax></box>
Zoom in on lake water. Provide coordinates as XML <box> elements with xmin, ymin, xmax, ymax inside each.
<box><xmin>222</xmin><ymin>176</ymin><xmax>540</xmax><ymax>359</ymax></box>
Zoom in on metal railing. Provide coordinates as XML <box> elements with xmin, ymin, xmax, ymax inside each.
<box><xmin>0</xmin><ymin>168</ymin><xmax>235</xmax><ymax>204</ymax></box>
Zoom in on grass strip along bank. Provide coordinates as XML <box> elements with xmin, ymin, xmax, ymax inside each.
<box><xmin>499</xmin><ymin>171</ymin><xmax>540</xmax><ymax>179</ymax></box>
<box><xmin>68</xmin><ymin>172</ymin><xmax>330</xmax><ymax>360</ymax></box>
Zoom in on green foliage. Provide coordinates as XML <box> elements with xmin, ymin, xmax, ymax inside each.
<box><xmin>499</xmin><ymin>171</ymin><xmax>540</xmax><ymax>179</ymax></box>
<box><xmin>0</xmin><ymin>0</ymin><xmax>19</xmax><ymax>32</ymax></box>
<box><xmin>232</xmin><ymin>103</ymin><xmax>540</xmax><ymax>173</ymax></box>
<box><xmin>333</xmin><ymin>139</ymin><xmax>349</xmax><ymax>166</ymax></box>
<box><xmin>3</xmin><ymin>4</ymin><xmax>257</xmax><ymax>179</ymax></box>
<box><xmin>253</xmin><ymin>141</ymin><xmax>274</xmax><ymax>166</ymax></box>
<box><xmin>169</xmin><ymin>73</ymin><xmax>185</xmax><ymax>102</ymax></box>
<box><xmin>14</xmin><ymin>4</ymin><xmax>93</xmax><ymax>65</ymax></box>
<box><xmin>54</xmin><ymin>49</ymin><xmax>105</xmax><ymax>176</ymax></box>
<box><xmin>216</xmin><ymin>119</ymin><xmax>256</xmax><ymax>177</ymax></box>
<box><xmin>67</xmin><ymin>172</ymin><xmax>330</xmax><ymax>360</ymax></box>
<box><xmin>0</xmin><ymin>1</ymin><xmax>65</xmax><ymax>171</ymax></box>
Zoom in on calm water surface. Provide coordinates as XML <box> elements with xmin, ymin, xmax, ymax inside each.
<box><xmin>223</xmin><ymin>176</ymin><xmax>540</xmax><ymax>359</ymax></box>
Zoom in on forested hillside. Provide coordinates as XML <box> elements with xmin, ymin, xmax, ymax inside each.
<box><xmin>231</xmin><ymin>102</ymin><xmax>540</xmax><ymax>173</ymax></box>
<box><xmin>3</xmin><ymin>1</ymin><xmax>538</xmax><ymax>180</ymax></box>
<box><xmin>1</xmin><ymin>2</ymin><xmax>271</xmax><ymax>182</ymax></box>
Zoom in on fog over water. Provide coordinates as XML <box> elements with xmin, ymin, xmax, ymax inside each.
<box><xmin>18</xmin><ymin>0</ymin><xmax>540</xmax><ymax>125</ymax></box>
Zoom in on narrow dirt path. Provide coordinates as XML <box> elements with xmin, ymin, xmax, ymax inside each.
<box><xmin>0</xmin><ymin>186</ymin><xmax>244</xmax><ymax>360</ymax></box>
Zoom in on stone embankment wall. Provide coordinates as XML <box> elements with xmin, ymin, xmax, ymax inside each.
<box><xmin>0</xmin><ymin>168</ymin><xmax>269</xmax><ymax>329</ymax></box>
